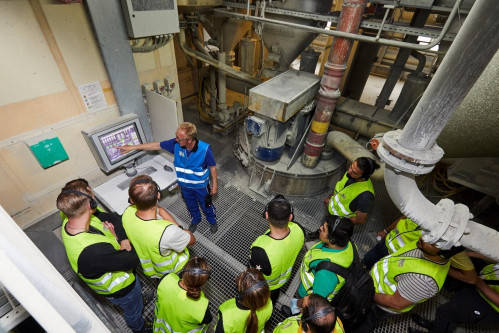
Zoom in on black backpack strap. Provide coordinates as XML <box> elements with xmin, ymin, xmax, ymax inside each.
<box><xmin>484</xmin><ymin>280</ymin><xmax>499</xmax><ymax>286</ymax></box>
<box><xmin>315</xmin><ymin>241</ymin><xmax>359</xmax><ymax>279</ymax></box>
<box><xmin>316</xmin><ymin>260</ymin><xmax>351</xmax><ymax>279</ymax></box>
<box><xmin>351</xmin><ymin>240</ymin><xmax>360</xmax><ymax>264</ymax></box>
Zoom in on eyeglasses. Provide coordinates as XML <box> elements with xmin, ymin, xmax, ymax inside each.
<box><xmin>176</xmin><ymin>136</ymin><xmax>189</xmax><ymax>142</ymax></box>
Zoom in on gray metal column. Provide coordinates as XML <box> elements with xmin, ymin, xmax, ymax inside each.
<box><xmin>85</xmin><ymin>0</ymin><xmax>153</xmax><ymax>141</ymax></box>
<box><xmin>342</xmin><ymin>41</ymin><xmax>380</xmax><ymax>100</ymax></box>
<box><xmin>375</xmin><ymin>9</ymin><xmax>430</xmax><ymax>109</ymax></box>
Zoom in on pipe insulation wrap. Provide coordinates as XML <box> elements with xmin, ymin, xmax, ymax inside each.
<box><xmin>384</xmin><ymin>165</ymin><xmax>499</xmax><ymax>262</ymax></box>
<box><xmin>324</xmin><ymin>131</ymin><xmax>384</xmax><ymax>181</ymax></box>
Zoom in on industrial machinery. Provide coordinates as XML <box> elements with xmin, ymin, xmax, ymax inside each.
<box><xmin>170</xmin><ymin>0</ymin><xmax>499</xmax><ymax>260</ymax></box>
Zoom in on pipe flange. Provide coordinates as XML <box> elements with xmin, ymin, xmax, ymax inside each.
<box><xmin>421</xmin><ymin>199</ymin><xmax>454</xmax><ymax>245</ymax></box>
<box><xmin>377</xmin><ymin>130</ymin><xmax>444</xmax><ymax>175</ymax></box>
<box><xmin>436</xmin><ymin>203</ymin><xmax>472</xmax><ymax>250</ymax></box>
<box><xmin>421</xmin><ymin>200</ymin><xmax>472</xmax><ymax>250</ymax></box>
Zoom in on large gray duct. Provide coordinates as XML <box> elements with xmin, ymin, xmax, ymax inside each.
<box><xmin>377</xmin><ymin>0</ymin><xmax>499</xmax><ymax>261</ymax></box>
<box><xmin>437</xmin><ymin>50</ymin><xmax>499</xmax><ymax>158</ymax></box>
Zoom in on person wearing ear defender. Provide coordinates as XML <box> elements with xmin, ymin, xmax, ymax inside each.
<box><xmin>215</xmin><ymin>268</ymin><xmax>273</xmax><ymax>333</ymax></box>
<box><xmin>57</xmin><ymin>182</ymin><xmax>151</xmax><ymax>333</ymax></box>
<box><xmin>273</xmin><ymin>294</ymin><xmax>345</xmax><ymax>333</ymax></box>
<box><xmin>297</xmin><ymin>216</ymin><xmax>355</xmax><ymax>304</ymax></box>
<box><xmin>324</xmin><ymin>157</ymin><xmax>380</xmax><ymax>225</ymax></box>
<box><xmin>122</xmin><ymin>175</ymin><xmax>195</xmax><ymax>278</ymax></box>
<box><xmin>154</xmin><ymin>257</ymin><xmax>212</xmax><ymax>333</ymax></box>
<box><xmin>249</xmin><ymin>195</ymin><xmax>305</xmax><ymax>305</ymax></box>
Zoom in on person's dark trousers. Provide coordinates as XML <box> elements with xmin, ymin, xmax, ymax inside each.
<box><xmin>430</xmin><ymin>287</ymin><xmax>499</xmax><ymax>333</ymax></box>
<box><xmin>107</xmin><ymin>277</ymin><xmax>145</xmax><ymax>331</ymax></box>
<box><xmin>362</xmin><ymin>241</ymin><xmax>389</xmax><ymax>270</ymax></box>
<box><xmin>352</xmin><ymin>304</ymin><xmax>395</xmax><ymax>333</ymax></box>
<box><xmin>181</xmin><ymin>186</ymin><xmax>217</xmax><ymax>225</ymax></box>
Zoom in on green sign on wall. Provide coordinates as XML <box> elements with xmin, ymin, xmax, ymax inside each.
<box><xmin>29</xmin><ymin>137</ymin><xmax>69</xmax><ymax>169</ymax></box>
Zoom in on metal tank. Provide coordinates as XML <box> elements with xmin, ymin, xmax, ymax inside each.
<box><xmin>261</xmin><ymin>0</ymin><xmax>333</xmax><ymax>72</ymax></box>
<box><xmin>390</xmin><ymin>72</ymin><xmax>431</xmax><ymax>123</ymax></box>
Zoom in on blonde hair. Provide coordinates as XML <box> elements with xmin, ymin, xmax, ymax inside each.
<box><xmin>178</xmin><ymin>122</ymin><xmax>197</xmax><ymax>140</ymax></box>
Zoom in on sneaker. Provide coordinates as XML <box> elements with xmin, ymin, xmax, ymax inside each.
<box><xmin>142</xmin><ymin>290</ymin><xmax>155</xmax><ymax>306</ymax></box>
<box><xmin>210</xmin><ymin>224</ymin><xmax>218</xmax><ymax>233</ymax></box>
<box><xmin>411</xmin><ymin>314</ymin><xmax>434</xmax><ymax>330</ymax></box>
<box><xmin>281</xmin><ymin>305</ymin><xmax>293</xmax><ymax>318</ymax></box>
<box><xmin>188</xmin><ymin>223</ymin><xmax>198</xmax><ymax>233</ymax></box>
<box><xmin>133</xmin><ymin>320</ymin><xmax>152</xmax><ymax>333</ymax></box>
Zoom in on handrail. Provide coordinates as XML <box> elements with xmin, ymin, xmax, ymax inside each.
<box><xmin>215</xmin><ymin>0</ymin><xmax>462</xmax><ymax>51</ymax></box>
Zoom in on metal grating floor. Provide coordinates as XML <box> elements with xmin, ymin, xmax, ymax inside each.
<box><xmin>54</xmin><ymin>100</ymin><xmax>499</xmax><ymax>333</ymax></box>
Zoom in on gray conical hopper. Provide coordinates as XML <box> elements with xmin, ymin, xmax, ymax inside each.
<box><xmin>261</xmin><ymin>0</ymin><xmax>333</xmax><ymax>70</ymax></box>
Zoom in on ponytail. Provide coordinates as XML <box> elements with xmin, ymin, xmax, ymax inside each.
<box><xmin>235</xmin><ymin>268</ymin><xmax>270</xmax><ymax>333</ymax></box>
<box><xmin>246</xmin><ymin>310</ymin><xmax>258</xmax><ymax>333</ymax></box>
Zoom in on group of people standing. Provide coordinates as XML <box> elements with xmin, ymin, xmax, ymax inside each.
<box><xmin>56</xmin><ymin>121</ymin><xmax>498</xmax><ymax>333</ymax></box>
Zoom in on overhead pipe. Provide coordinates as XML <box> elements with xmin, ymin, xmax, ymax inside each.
<box><xmin>214</xmin><ymin>0</ymin><xmax>462</xmax><ymax>51</ymax></box>
<box><xmin>301</xmin><ymin>0</ymin><xmax>367</xmax><ymax>168</ymax></box>
<box><xmin>324</xmin><ymin>131</ymin><xmax>384</xmax><ymax>181</ymax></box>
<box><xmin>377</xmin><ymin>0</ymin><xmax>499</xmax><ymax>260</ymax></box>
<box><xmin>178</xmin><ymin>28</ymin><xmax>261</xmax><ymax>86</ymax></box>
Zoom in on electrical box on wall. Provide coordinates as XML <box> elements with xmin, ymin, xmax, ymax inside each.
<box><xmin>120</xmin><ymin>0</ymin><xmax>179</xmax><ymax>38</ymax></box>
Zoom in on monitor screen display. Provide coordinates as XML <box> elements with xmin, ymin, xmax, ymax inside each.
<box><xmin>98</xmin><ymin>123</ymin><xmax>142</xmax><ymax>165</ymax></box>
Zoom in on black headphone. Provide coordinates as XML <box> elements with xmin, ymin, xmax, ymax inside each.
<box><xmin>359</xmin><ymin>157</ymin><xmax>375</xmax><ymax>179</ymax></box>
<box><xmin>262</xmin><ymin>197</ymin><xmax>294</xmax><ymax>219</ymax></box>
<box><xmin>61</xmin><ymin>189</ymin><xmax>98</xmax><ymax>210</ymax></box>
<box><xmin>182</xmin><ymin>268</ymin><xmax>212</xmax><ymax>276</ymax></box>
<box><xmin>327</xmin><ymin>216</ymin><xmax>342</xmax><ymax>245</ymax></box>
<box><xmin>130</xmin><ymin>178</ymin><xmax>161</xmax><ymax>200</ymax></box>
<box><xmin>236</xmin><ymin>280</ymin><xmax>267</xmax><ymax>301</ymax></box>
<box><xmin>301</xmin><ymin>307</ymin><xmax>335</xmax><ymax>330</ymax></box>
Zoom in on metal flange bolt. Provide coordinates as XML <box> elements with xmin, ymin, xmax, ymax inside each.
<box><xmin>377</xmin><ymin>130</ymin><xmax>444</xmax><ymax>175</ymax></box>
<box><xmin>420</xmin><ymin>199</ymin><xmax>472</xmax><ymax>250</ymax></box>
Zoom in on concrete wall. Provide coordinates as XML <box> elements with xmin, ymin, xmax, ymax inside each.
<box><xmin>0</xmin><ymin>0</ymin><xmax>181</xmax><ymax>228</ymax></box>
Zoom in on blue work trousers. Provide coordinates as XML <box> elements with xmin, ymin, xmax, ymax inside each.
<box><xmin>181</xmin><ymin>185</ymin><xmax>216</xmax><ymax>225</ymax></box>
<box><xmin>107</xmin><ymin>277</ymin><xmax>144</xmax><ymax>331</ymax></box>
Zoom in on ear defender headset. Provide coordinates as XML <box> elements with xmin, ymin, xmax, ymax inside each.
<box><xmin>262</xmin><ymin>197</ymin><xmax>294</xmax><ymax>219</ymax></box>
<box><xmin>130</xmin><ymin>178</ymin><xmax>161</xmax><ymax>200</ymax></box>
<box><xmin>301</xmin><ymin>307</ymin><xmax>335</xmax><ymax>330</ymax></box>
<box><xmin>61</xmin><ymin>189</ymin><xmax>98</xmax><ymax>210</ymax></box>
<box><xmin>327</xmin><ymin>216</ymin><xmax>342</xmax><ymax>245</ymax></box>
<box><xmin>236</xmin><ymin>280</ymin><xmax>267</xmax><ymax>301</ymax></box>
<box><xmin>361</xmin><ymin>157</ymin><xmax>375</xmax><ymax>179</ymax></box>
<box><xmin>182</xmin><ymin>267</ymin><xmax>212</xmax><ymax>276</ymax></box>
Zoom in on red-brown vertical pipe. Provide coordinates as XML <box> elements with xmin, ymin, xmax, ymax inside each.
<box><xmin>302</xmin><ymin>0</ymin><xmax>367</xmax><ymax>168</ymax></box>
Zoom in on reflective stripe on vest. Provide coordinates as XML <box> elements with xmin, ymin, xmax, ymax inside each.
<box><xmin>299</xmin><ymin>242</ymin><xmax>354</xmax><ymax>301</ymax></box>
<box><xmin>216</xmin><ymin>298</ymin><xmax>273</xmax><ymax>332</ymax></box>
<box><xmin>174</xmin><ymin>140</ymin><xmax>210</xmax><ymax>188</ymax></box>
<box><xmin>385</xmin><ymin>218</ymin><xmax>421</xmax><ymax>254</ymax></box>
<box><xmin>122</xmin><ymin>206</ymin><xmax>189</xmax><ymax>278</ymax></box>
<box><xmin>370</xmin><ymin>244</ymin><xmax>449</xmax><ymax>313</ymax></box>
<box><xmin>479</xmin><ymin>264</ymin><xmax>499</xmax><ymax>312</ymax></box>
<box><xmin>250</xmin><ymin>222</ymin><xmax>304</xmax><ymax>290</ymax></box>
<box><xmin>328</xmin><ymin>173</ymin><xmax>374</xmax><ymax>218</ymax></box>
<box><xmin>154</xmin><ymin>274</ymin><xmax>209</xmax><ymax>333</ymax></box>
<box><xmin>61</xmin><ymin>217</ymin><xmax>135</xmax><ymax>295</ymax></box>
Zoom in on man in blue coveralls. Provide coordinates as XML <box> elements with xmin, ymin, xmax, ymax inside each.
<box><xmin>119</xmin><ymin>122</ymin><xmax>218</xmax><ymax>233</ymax></box>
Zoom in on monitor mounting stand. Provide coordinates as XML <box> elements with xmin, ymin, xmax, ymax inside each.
<box><xmin>124</xmin><ymin>162</ymin><xmax>138</xmax><ymax>177</ymax></box>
